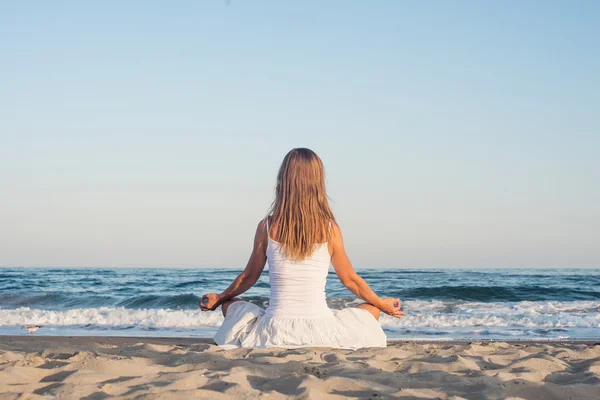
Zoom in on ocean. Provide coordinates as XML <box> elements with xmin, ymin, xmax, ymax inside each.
<box><xmin>1</xmin><ymin>268</ymin><xmax>599</xmax><ymax>340</ymax></box>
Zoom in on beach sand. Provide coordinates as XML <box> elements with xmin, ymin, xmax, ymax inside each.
<box><xmin>1</xmin><ymin>337</ymin><xmax>599</xmax><ymax>399</ymax></box>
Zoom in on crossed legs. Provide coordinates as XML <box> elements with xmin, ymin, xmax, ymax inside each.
<box><xmin>356</xmin><ymin>303</ymin><xmax>381</xmax><ymax>320</ymax></box>
<box><xmin>222</xmin><ymin>298</ymin><xmax>380</xmax><ymax>321</ymax></box>
<box><xmin>221</xmin><ymin>297</ymin><xmax>242</xmax><ymax>317</ymax></box>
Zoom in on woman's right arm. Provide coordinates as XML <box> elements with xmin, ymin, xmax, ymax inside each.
<box><xmin>330</xmin><ymin>222</ymin><xmax>404</xmax><ymax>318</ymax></box>
<box><xmin>200</xmin><ymin>219</ymin><xmax>267</xmax><ymax>311</ymax></box>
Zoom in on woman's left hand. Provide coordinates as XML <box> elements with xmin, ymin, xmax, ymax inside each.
<box><xmin>200</xmin><ymin>293</ymin><xmax>221</xmax><ymax>311</ymax></box>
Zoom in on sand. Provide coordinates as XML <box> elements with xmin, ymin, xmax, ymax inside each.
<box><xmin>1</xmin><ymin>337</ymin><xmax>599</xmax><ymax>399</ymax></box>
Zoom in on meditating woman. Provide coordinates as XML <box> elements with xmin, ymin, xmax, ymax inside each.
<box><xmin>200</xmin><ymin>148</ymin><xmax>404</xmax><ymax>349</ymax></box>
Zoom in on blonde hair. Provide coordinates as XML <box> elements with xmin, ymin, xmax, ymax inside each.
<box><xmin>268</xmin><ymin>148</ymin><xmax>336</xmax><ymax>261</ymax></box>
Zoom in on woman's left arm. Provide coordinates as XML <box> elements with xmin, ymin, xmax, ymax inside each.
<box><xmin>200</xmin><ymin>219</ymin><xmax>267</xmax><ymax>311</ymax></box>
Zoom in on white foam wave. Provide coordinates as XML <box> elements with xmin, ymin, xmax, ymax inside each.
<box><xmin>380</xmin><ymin>300</ymin><xmax>600</xmax><ymax>329</ymax></box>
<box><xmin>0</xmin><ymin>307</ymin><xmax>224</xmax><ymax>328</ymax></box>
<box><xmin>1</xmin><ymin>301</ymin><xmax>599</xmax><ymax>332</ymax></box>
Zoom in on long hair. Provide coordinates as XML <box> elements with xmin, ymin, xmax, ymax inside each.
<box><xmin>268</xmin><ymin>148</ymin><xmax>336</xmax><ymax>260</ymax></box>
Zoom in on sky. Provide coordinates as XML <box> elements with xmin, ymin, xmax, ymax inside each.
<box><xmin>1</xmin><ymin>1</ymin><xmax>598</xmax><ymax>268</ymax></box>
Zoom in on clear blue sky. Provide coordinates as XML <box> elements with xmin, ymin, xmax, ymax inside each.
<box><xmin>1</xmin><ymin>1</ymin><xmax>598</xmax><ymax>268</ymax></box>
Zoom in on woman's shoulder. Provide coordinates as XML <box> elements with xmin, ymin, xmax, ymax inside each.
<box><xmin>253</xmin><ymin>217</ymin><xmax>269</xmax><ymax>239</ymax></box>
<box><xmin>329</xmin><ymin>220</ymin><xmax>342</xmax><ymax>235</ymax></box>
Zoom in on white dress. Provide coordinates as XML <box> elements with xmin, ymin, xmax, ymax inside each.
<box><xmin>213</xmin><ymin>220</ymin><xmax>387</xmax><ymax>349</ymax></box>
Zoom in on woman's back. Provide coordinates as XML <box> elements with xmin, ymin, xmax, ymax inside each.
<box><xmin>265</xmin><ymin>218</ymin><xmax>333</xmax><ymax>319</ymax></box>
<box><xmin>205</xmin><ymin>148</ymin><xmax>397</xmax><ymax>349</ymax></box>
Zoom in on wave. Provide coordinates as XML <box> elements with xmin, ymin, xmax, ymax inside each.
<box><xmin>2</xmin><ymin>286</ymin><xmax>600</xmax><ymax>316</ymax></box>
<box><xmin>116</xmin><ymin>294</ymin><xmax>202</xmax><ymax>309</ymax></box>
<box><xmin>0</xmin><ymin>293</ymin><xmax>115</xmax><ymax>310</ymax></box>
<box><xmin>397</xmin><ymin>285</ymin><xmax>600</xmax><ymax>301</ymax></box>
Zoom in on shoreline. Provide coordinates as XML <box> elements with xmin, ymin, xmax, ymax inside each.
<box><xmin>2</xmin><ymin>335</ymin><xmax>599</xmax><ymax>345</ymax></box>
<box><xmin>1</xmin><ymin>336</ymin><xmax>599</xmax><ymax>399</ymax></box>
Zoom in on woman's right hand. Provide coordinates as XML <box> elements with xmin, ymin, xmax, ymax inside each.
<box><xmin>379</xmin><ymin>298</ymin><xmax>405</xmax><ymax>318</ymax></box>
<box><xmin>200</xmin><ymin>293</ymin><xmax>221</xmax><ymax>311</ymax></box>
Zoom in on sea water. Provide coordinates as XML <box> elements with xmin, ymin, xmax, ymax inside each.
<box><xmin>1</xmin><ymin>268</ymin><xmax>599</xmax><ymax>340</ymax></box>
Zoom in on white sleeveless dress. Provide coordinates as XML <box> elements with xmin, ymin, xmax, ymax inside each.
<box><xmin>213</xmin><ymin>220</ymin><xmax>387</xmax><ymax>349</ymax></box>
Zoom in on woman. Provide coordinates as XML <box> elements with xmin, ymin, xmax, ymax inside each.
<box><xmin>200</xmin><ymin>148</ymin><xmax>404</xmax><ymax>349</ymax></box>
